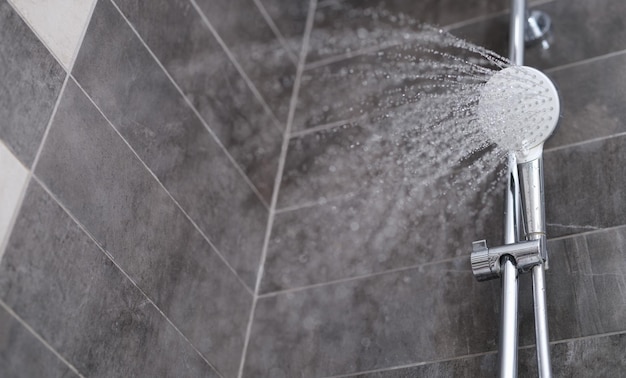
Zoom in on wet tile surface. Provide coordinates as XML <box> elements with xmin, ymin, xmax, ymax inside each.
<box><xmin>354</xmin><ymin>353</ymin><xmax>498</xmax><ymax>377</ymax></box>
<box><xmin>34</xmin><ymin>79</ymin><xmax>251</xmax><ymax>377</ymax></box>
<box><xmin>294</xmin><ymin>34</ymin><xmax>499</xmax><ymax>133</ymax></box>
<box><xmin>307</xmin><ymin>0</ymin><xmax>508</xmax><ymax>64</ymax></box>
<box><xmin>246</xmin><ymin>0</ymin><xmax>626</xmax><ymax>375</ymax></box>
<box><xmin>279</xmin><ymin>89</ymin><xmax>505</xmax><ymax>207</ymax></box>
<box><xmin>295</xmin><ymin>52</ymin><xmax>385</xmax><ymax>132</ymax></box>
<box><xmin>355</xmin><ymin>332</ymin><xmax>626</xmax><ymax>377</ymax></box>
<box><xmin>526</xmin><ymin>226</ymin><xmax>626</xmax><ymax>345</ymax></box>
<box><xmin>72</xmin><ymin>0</ymin><xmax>268</xmax><ymax>290</ymax></box>
<box><xmin>0</xmin><ymin>182</ymin><xmax>217</xmax><ymax>377</ymax></box>
<box><xmin>265</xmin><ymin>178</ymin><xmax>503</xmax><ymax>292</ymax></box>
<box><xmin>0</xmin><ymin>303</ymin><xmax>77</xmax><ymax>378</ymax></box>
<box><xmin>258</xmin><ymin>0</ymin><xmax>310</xmax><ymax>55</ymax></box>
<box><xmin>114</xmin><ymin>0</ymin><xmax>283</xmax><ymax>202</ymax></box>
<box><xmin>246</xmin><ymin>257</ymin><xmax>501</xmax><ymax>377</ymax></box>
<box><xmin>246</xmin><ymin>225</ymin><xmax>626</xmax><ymax>376</ymax></box>
<box><xmin>518</xmin><ymin>332</ymin><xmax>626</xmax><ymax>378</ymax></box>
<box><xmin>543</xmin><ymin>51</ymin><xmax>626</xmax><ymax>150</ymax></box>
<box><xmin>0</xmin><ymin>0</ymin><xmax>66</xmax><ymax>166</ymax></box>
<box><xmin>544</xmin><ymin>134</ymin><xmax>626</xmax><ymax>238</ymax></box>
<box><xmin>194</xmin><ymin>0</ymin><xmax>296</xmax><ymax>123</ymax></box>
<box><xmin>451</xmin><ymin>0</ymin><xmax>626</xmax><ymax>71</ymax></box>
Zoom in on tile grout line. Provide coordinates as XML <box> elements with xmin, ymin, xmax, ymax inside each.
<box><xmin>323</xmin><ymin>350</ymin><xmax>499</xmax><ymax>378</ymax></box>
<box><xmin>544</xmin><ymin>48</ymin><xmax>626</xmax><ymax>74</ymax></box>
<box><xmin>323</xmin><ymin>328</ymin><xmax>626</xmax><ymax>378</ymax></box>
<box><xmin>547</xmin><ymin>223</ymin><xmax>626</xmax><ymax>242</ymax></box>
<box><xmin>442</xmin><ymin>10</ymin><xmax>510</xmax><ymax>32</ymax></box>
<box><xmin>0</xmin><ymin>73</ymin><xmax>69</xmax><ymax>264</ymax></box>
<box><xmin>274</xmin><ymin>190</ymin><xmax>363</xmax><ymax>214</ymax></box>
<box><xmin>252</xmin><ymin>0</ymin><xmax>299</xmax><ymax>65</ymax></box>
<box><xmin>544</xmin><ymin>130</ymin><xmax>626</xmax><ymax>154</ymax></box>
<box><xmin>236</xmin><ymin>0</ymin><xmax>318</xmax><ymax>376</ymax></box>
<box><xmin>304</xmin><ymin>42</ymin><xmax>401</xmax><ymax>71</ymax></box>
<box><xmin>258</xmin><ymin>255</ymin><xmax>463</xmax><ymax>299</ymax></box>
<box><xmin>187</xmin><ymin>0</ymin><xmax>284</xmax><ymax>133</ymax></box>
<box><xmin>70</xmin><ymin>76</ymin><xmax>254</xmax><ymax>297</ymax></box>
<box><xmin>257</xmin><ymin>221</ymin><xmax>626</xmax><ymax>298</ymax></box>
<box><xmin>544</xmin><ymin>329</ymin><xmax>626</xmax><ymax>347</ymax></box>
<box><xmin>0</xmin><ymin>299</ymin><xmax>85</xmax><ymax>378</ymax></box>
<box><xmin>109</xmin><ymin>0</ymin><xmax>271</xmax><ymax>210</ymax></box>
<box><xmin>303</xmin><ymin>7</ymin><xmax>626</xmax><ymax>80</ymax></box>
<box><xmin>442</xmin><ymin>0</ymin><xmax>555</xmax><ymax>32</ymax></box>
<box><xmin>300</xmin><ymin>0</ymin><xmax>564</xmax><ymax>72</ymax></box>
<box><xmin>289</xmin><ymin>116</ymin><xmax>364</xmax><ymax>138</ymax></box>
<box><xmin>32</xmin><ymin>176</ymin><xmax>225</xmax><ymax>378</ymax></box>
<box><xmin>279</xmin><ymin>128</ymin><xmax>626</xmax><ymax>210</ymax></box>
<box><xmin>66</xmin><ymin>0</ymin><xmax>98</xmax><ymax>73</ymax></box>
<box><xmin>277</xmin><ymin>130</ymin><xmax>626</xmax><ymax>214</ymax></box>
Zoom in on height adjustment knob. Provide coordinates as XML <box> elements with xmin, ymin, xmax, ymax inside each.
<box><xmin>471</xmin><ymin>240</ymin><xmax>501</xmax><ymax>281</ymax></box>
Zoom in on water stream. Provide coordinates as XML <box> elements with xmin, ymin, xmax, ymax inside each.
<box><xmin>286</xmin><ymin>12</ymin><xmax>521</xmax><ymax>218</ymax></box>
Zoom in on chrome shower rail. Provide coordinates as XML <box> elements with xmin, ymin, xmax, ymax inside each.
<box><xmin>510</xmin><ymin>0</ymin><xmax>553</xmax><ymax>374</ymax></box>
<box><xmin>470</xmin><ymin>1</ymin><xmax>554</xmax><ymax>377</ymax></box>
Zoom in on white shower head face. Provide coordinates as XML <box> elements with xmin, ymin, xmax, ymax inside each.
<box><xmin>478</xmin><ymin>65</ymin><xmax>560</xmax><ymax>162</ymax></box>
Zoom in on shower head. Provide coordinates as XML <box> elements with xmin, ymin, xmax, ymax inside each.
<box><xmin>477</xmin><ymin>65</ymin><xmax>560</xmax><ymax>162</ymax></box>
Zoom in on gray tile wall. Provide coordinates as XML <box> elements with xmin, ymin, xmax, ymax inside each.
<box><xmin>244</xmin><ymin>0</ymin><xmax>626</xmax><ymax>376</ymax></box>
<box><xmin>3</xmin><ymin>0</ymin><xmax>626</xmax><ymax>376</ymax></box>
<box><xmin>0</xmin><ymin>0</ymin><xmax>299</xmax><ymax>376</ymax></box>
<box><xmin>0</xmin><ymin>0</ymin><xmax>65</xmax><ymax>167</ymax></box>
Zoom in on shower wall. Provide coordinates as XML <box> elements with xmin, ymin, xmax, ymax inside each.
<box><xmin>2</xmin><ymin>0</ymin><xmax>626</xmax><ymax>377</ymax></box>
<box><xmin>0</xmin><ymin>0</ymin><xmax>294</xmax><ymax>376</ymax></box>
<box><xmin>243</xmin><ymin>0</ymin><xmax>626</xmax><ymax>376</ymax></box>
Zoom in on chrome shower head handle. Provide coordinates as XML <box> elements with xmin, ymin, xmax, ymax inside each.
<box><xmin>477</xmin><ymin>65</ymin><xmax>560</xmax><ymax>262</ymax></box>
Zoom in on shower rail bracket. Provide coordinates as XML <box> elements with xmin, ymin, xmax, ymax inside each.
<box><xmin>470</xmin><ymin>239</ymin><xmax>542</xmax><ymax>281</ymax></box>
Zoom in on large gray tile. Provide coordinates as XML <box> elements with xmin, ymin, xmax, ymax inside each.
<box><xmin>265</xmin><ymin>175</ymin><xmax>503</xmax><ymax>292</ymax></box>
<box><xmin>0</xmin><ymin>0</ymin><xmax>66</xmax><ymax>166</ymax></box>
<box><xmin>354</xmin><ymin>332</ymin><xmax>626</xmax><ymax>377</ymax></box>
<box><xmin>451</xmin><ymin>0</ymin><xmax>626</xmax><ymax>71</ymax></box>
<box><xmin>518</xmin><ymin>332</ymin><xmax>626</xmax><ymax>377</ymax></box>
<box><xmin>0</xmin><ymin>181</ymin><xmax>217</xmax><ymax>377</ymax></box>
<box><xmin>245</xmin><ymin>257</ymin><xmax>501</xmax><ymax>377</ymax></box>
<box><xmin>525</xmin><ymin>227</ymin><xmax>626</xmax><ymax>345</ymax></box>
<box><xmin>114</xmin><ymin>0</ymin><xmax>282</xmax><ymax>201</ymax></box>
<box><xmin>308</xmin><ymin>0</ymin><xmax>509</xmax><ymax>64</ymax></box>
<box><xmin>0</xmin><ymin>304</ymin><xmax>77</xmax><ymax>378</ymax></box>
<box><xmin>34</xmin><ymin>79</ymin><xmax>251</xmax><ymax>377</ymax></box>
<box><xmin>194</xmin><ymin>0</ymin><xmax>296</xmax><ymax>123</ymax></box>
<box><xmin>543</xmin><ymin>52</ymin><xmax>626</xmax><ymax>149</ymax></box>
<box><xmin>72</xmin><ymin>0</ymin><xmax>268</xmax><ymax>290</ymax></box>
<box><xmin>544</xmin><ymin>134</ymin><xmax>626</xmax><ymax>238</ymax></box>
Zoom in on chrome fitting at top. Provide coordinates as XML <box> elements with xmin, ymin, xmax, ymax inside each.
<box><xmin>525</xmin><ymin>10</ymin><xmax>552</xmax><ymax>50</ymax></box>
<box><xmin>471</xmin><ymin>239</ymin><xmax>542</xmax><ymax>281</ymax></box>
